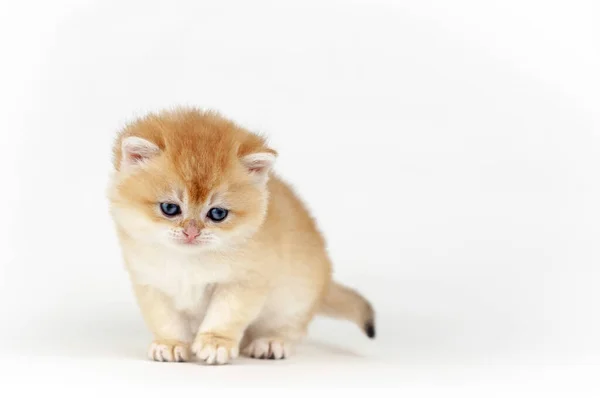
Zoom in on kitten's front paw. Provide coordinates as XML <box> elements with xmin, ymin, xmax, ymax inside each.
<box><xmin>148</xmin><ymin>340</ymin><xmax>190</xmax><ymax>362</ymax></box>
<box><xmin>192</xmin><ymin>333</ymin><xmax>239</xmax><ymax>365</ymax></box>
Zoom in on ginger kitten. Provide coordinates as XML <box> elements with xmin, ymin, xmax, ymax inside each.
<box><xmin>108</xmin><ymin>108</ymin><xmax>375</xmax><ymax>365</ymax></box>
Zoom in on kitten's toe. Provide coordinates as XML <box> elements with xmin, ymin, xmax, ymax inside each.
<box><xmin>191</xmin><ymin>334</ymin><xmax>239</xmax><ymax>365</ymax></box>
<box><xmin>148</xmin><ymin>340</ymin><xmax>190</xmax><ymax>362</ymax></box>
<box><xmin>243</xmin><ymin>338</ymin><xmax>292</xmax><ymax>360</ymax></box>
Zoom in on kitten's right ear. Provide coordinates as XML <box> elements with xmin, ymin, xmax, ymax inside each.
<box><xmin>120</xmin><ymin>136</ymin><xmax>160</xmax><ymax>170</ymax></box>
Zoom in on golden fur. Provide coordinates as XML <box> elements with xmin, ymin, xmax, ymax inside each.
<box><xmin>108</xmin><ymin>108</ymin><xmax>374</xmax><ymax>364</ymax></box>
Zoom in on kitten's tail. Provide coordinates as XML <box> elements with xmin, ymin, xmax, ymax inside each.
<box><xmin>318</xmin><ymin>281</ymin><xmax>376</xmax><ymax>339</ymax></box>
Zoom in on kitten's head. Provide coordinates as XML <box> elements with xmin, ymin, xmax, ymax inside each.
<box><xmin>108</xmin><ymin>108</ymin><xmax>276</xmax><ymax>252</ymax></box>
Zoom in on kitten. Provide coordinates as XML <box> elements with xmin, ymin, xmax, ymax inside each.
<box><xmin>108</xmin><ymin>108</ymin><xmax>375</xmax><ymax>365</ymax></box>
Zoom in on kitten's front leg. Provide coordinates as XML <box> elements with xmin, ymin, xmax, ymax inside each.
<box><xmin>192</xmin><ymin>282</ymin><xmax>267</xmax><ymax>365</ymax></box>
<box><xmin>132</xmin><ymin>283</ymin><xmax>192</xmax><ymax>362</ymax></box>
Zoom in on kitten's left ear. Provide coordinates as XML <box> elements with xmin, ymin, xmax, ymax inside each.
<box><xmin>241</xmin><ymin>150</ymin><xmax>277</xmax><ymax>183</ymax></box>
<box><xmin>120</xmin><ymin>136</ymin><xmax>160</xmax><ymax>171</ymax></box>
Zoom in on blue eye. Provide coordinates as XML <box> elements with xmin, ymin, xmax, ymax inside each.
<box><xmin>160</xmin><ymin>203</ymin><xmax>181</xmax><ymax>217</ymax></box>
<box><xmin>207</xmin><ymin>207</ymin><xmax>228</xmax><ymax>222</ymax></box>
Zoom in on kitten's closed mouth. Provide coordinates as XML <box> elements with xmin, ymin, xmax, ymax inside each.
<box><xmin>176</xmin><ymin>238</ymin><xmax>213</xmax><ymax>246</ymax></box>
<box><xmin>179</xmin><ymin>240</ymin><xmax>202</xmax><ymax>245</ymax></box>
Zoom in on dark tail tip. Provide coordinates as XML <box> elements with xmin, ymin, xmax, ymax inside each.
<box><xmin>364</xmin><ymin>320</ymin><xmax>376</xmax><ymax>339</ymax></box>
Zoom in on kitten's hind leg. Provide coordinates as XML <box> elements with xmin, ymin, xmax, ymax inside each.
<box><xmin>242</xmin><ymin>336</ymin><xmax>294</xmax><ymax>360</ymax></box>
<box><xmin>242</xmin><ymin>279</ymin><xmax>325</xmax><ymax>360</ymax></box>
<box><xmin>241</xmin><ymin>314</ymin><xmax>311</xmax><ymax>360</ymax></box>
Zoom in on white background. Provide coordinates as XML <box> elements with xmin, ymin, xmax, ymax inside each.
<box><xmin>1</xmin><ymin>0</ymin><xmax>599</xmax><ymax>394</ymax></box>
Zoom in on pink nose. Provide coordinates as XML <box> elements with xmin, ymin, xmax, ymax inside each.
<box><xmin>183</xmin><ymin>225</ymin><xmax>200</xmax><ymax>241</ymax></box>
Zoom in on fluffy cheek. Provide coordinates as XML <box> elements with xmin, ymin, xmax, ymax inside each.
<box><xmin>109</xmin><ymin>167</ymin><xmax>180</xmax><ymax>245</ymax></box>
<box><xmin>207</xmin><ymin>220</ymin><xmax>257</xmax><ymax>247</ymax></box>
<box><xmin>213</xmin><ymin>189</ymin><xmax>269</xmax><ymax>245</ymax></box>
<box><xmin>111</xmin><ymin>205</ymin><xmax>173</xmax><ymax>244</ymax></box>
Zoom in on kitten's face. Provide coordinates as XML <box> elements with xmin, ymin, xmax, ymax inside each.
<box><xmin>109</xmin><ymin>110</ymin><xmax>276</xmax><ymax>253</ymax></box>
